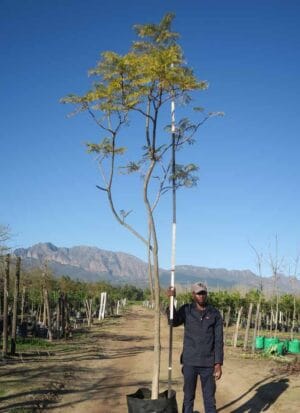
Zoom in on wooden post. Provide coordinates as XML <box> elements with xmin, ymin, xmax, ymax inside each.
<box><xmin>233</xmin><ymin>306</ymin><xmax>243</xmax><ymax>348</ymax></box>
<box><xmin>64</xmin><ymin>294</ymin><xmax>69</xmax><ymax>339</ymax></box>
<box><xmin>42</xmin><ymin>301</ymin><xmax>47</xmax><ymax>325</ymax></box>
<box><xmin>274</xmin><ymin>299</ymin><xmax>279</xmax><ymax>338</ymax></box>
<box><xmin>56</xmin><ymin>295</ymin><xmax>61</xmax><ymax>337</ymax></box>
<box><xmin>20</xmin><ymin>286</ymin><xmax>26</xmax><ymax>323</ymax></box>
<box><xmin>43</xmin><ymin>288</ymin><xmax>53</xmax><ymax>341</ymax></box>
<box><xmin>2</xmin><ymin>254</ymin><xmax>10</xmax><ymax>357</ymax></box>
<box><xmin>224</xmin><ymin>306</ymin><xmax>231</xmax><ymax>342</ymax></box>
<box><xmin>85</xmin><ymin>298</ymin><xmax>93</xmax><ymax>327</ymax></box>
<box><xmin>258</xmin><ymin>311</ymin><xmax>262</xmax><ymax>336</ymax></box>
<box><xmin>252</xmin><ymin>302</ymin><xmax>261</xmax><ymax>353</ymax></box>
<box><xmin>11</xmin><ymin>257</ymin><xmax>21</xmax><ymax>355</ymax></box>
<box><xmin>269</xmin><ymin>308</ymin><xmax>273</xmax><ymax>336</ymax></box>
<box><xmin>61</xmin><ymin>293</ymin><xmax>66</xmax><ymax>336</ymax></box>
<box><xmin>291</xmin><ymin>296</ymin><xmax>296</xmax><ymax>340</ymax></box>
<box><xmin>243</xmin><ymin>303</ymin><xmax>253</xmax><ymax>350</ymax></box>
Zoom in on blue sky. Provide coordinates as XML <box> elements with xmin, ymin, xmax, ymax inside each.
<box><xmin>1</xmin><ymin>0</ymin><xmax>300</xmax><ymax>276</ymax></box>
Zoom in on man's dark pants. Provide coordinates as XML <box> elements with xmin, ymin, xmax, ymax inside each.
<box><xmin>182</xmin><ymin>365</ymin><xmax>216</xmax><ymax>413</ymax></box>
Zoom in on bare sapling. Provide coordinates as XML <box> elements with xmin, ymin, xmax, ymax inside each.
<box><xmin>42</xmin><ymin>264</ymin><xmax>53</xmax><ymax>341</ymax></box>
<box><xmin>243</xmin><ymin>302</ymin><xmax>253</xmax><ymax>350</ymax></box>
<box><xmin>85</xmin><ymin>298</ymin><xmax>93</xmax><ymax>327</ymax></box>
<box><xmin>248</xmin><ymin>242</ymin><xmax>264</xmax><ymax>352</ymax></box>
<box><xmin>233</xmin><ymin>306</ymin><xmax>243</xmax><ymax>348</ymax></box>
<box><xmin>269</xmin><ymin>235</ymin><xmax>284</xmax><ymax>338</ymax></box>
<box><xmin>11</xmin><ymin>256</ymin><xmax>21</xmax><ymax>355</ymax></box>
<box><xmin>252</xmin><ymin>301</ymin><xmax>261</xmax><ymax>353</ymax></box>
<box><xmin>2</xmin><ymin>254</ymin><xmax>10</xmax><ymax>357</ymax></box>
<box><xmin>20</xmin><ymin>286</ymin><xmax>26</xmax><ymax>323</ymax></box>
<box><xmin>289</xmin><ymin>254</ymin><xmax>299</xmax><ymax>340</ymax></box>
<box><xmin>224</xmin><ymin>306</ymin><xmax>231</xmax><ymax>343</ymax></box>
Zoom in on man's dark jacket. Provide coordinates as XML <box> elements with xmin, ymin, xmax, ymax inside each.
<box><xmin>169</xmin><ymin>303</ymin><xmax>224</xmax><ymax>367</ymax></box>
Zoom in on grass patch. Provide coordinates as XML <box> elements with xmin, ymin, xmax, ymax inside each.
<box><xmin>0</xmin><ymin>337</ymin><xmax>54</xmax><ymax>352</ymax></box>
<box><xmin>15</xmin><ymin>338</ymin><xmax>54</xmax><ymax>350</ymax></box>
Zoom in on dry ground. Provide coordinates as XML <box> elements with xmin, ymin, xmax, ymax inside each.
<box><xmin>0</xmin><ymin>305</ymin><xmax>299</xmax><ymax>412</ymax></box>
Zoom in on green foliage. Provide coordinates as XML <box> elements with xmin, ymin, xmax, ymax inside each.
<box><xmin>171</xmin><ymin>163</ymin><xmax>199</xmax><ymax>188</ymax></box>
<box><xmin>279</xmin><ymin>293</ymin><xmax>298</xmax><ymax>313</ymax></box>
<box><xmin>208</xmin><ymin>290</ymin><xmax>242</xmax><ymax>311</ymax></box>
<box><xmin>0</xmin><ymin>224</ymin><xmax>10</xmax><ymax>255</ymax></box>
<box><xmin>244</xmin><ymin>289</ymin><xmax>262</xmax><ymax>304</ymax></box>
<box><xmin>86</xmin><ymin>138</ymin><xmax>126</xmax><ymax>157</ymax></box>
<box><xmin>133</xmin><ymin>13</ymin><xmax>179</xmax><ymax>46</ymax></box>
<box><xmin>61</xmin><ymin>12</ymin><xmax>208</xmax><ymax>145</ymax></box>
<box><xmin>120</xmin><ymin>284</ymin><xmax>145</xmax><ymax>301</ymax></box>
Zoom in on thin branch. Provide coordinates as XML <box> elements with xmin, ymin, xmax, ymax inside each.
<box><xmin>87</xmin><ymin>107</ymin><xmax>113</xmax><ymax>134</ymax></box>
<box><xmin>151</xmin><ymin>161</ymin><xmax>171</xmax><ymax>212</ymax></box>
<box><xmin>96</xmin><ymin>185</ymin><xmax>108</xmax><ymax>192</ymax></box>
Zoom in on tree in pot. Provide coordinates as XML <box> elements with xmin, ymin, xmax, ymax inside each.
<box><xmin>62</xmin><ymin>13</ymin><xmax>219</xmax><ymax>406</ymax></box>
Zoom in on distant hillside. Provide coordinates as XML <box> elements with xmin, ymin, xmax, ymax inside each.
<box><xmin>14</xmin><ymin>243</ymin><xmax>300</xmax><ymax>293</ymax></box>
<box><xmin>14</xmin><ymin>242</ymin><xmax>148</xmax><ymax>285</ymax></box>
<box><xmin>160</xmin><ymin>266</ymin><xmax>300</xmax><ymax>294</ymax></box>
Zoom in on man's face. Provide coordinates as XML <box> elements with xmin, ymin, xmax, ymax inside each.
<box><xmin>193</xmin><ymin>290</ymin><xmax>207</xmax><ymax>306</ymax></box>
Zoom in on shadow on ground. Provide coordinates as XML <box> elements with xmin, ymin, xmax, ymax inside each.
<box><xmin>217</xmin><ymin>377</ymin><xmax>289</xmax><ymax>413</ymax></box>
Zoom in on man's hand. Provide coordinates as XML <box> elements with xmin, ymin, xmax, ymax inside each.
<box><xmin>167</xmin><ymin>286</ymin><xmax>176</xmax><ymax>297</ymax></box>
<box><xmin>214</xmin><ymin>363</ymin><xmax>222</xmax><ymax>380</ymax></box>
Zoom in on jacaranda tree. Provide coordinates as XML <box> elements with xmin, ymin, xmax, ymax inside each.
<box><xmin>62</xmin><ymin>13</ymin><xmax>221</xmax><ymax>398</ymax></box>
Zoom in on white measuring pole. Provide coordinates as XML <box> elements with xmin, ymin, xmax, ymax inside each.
<box><xmin>168</xmin><ymin>70</ymin><xmax>176</xmax><ymax>398</ymax></box>
<box><xmin>98</xmin><ymin>293</ymin><xmax>104</xmax><ymax>321</ymax></box>
<box><xmin>101</xmin><ymin>292</ymin><xmax>107</xmax><ymax>320</ymax></box>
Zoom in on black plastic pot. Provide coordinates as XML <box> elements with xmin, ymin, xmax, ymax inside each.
<box><xmin>127</xmin><ymin>387</ymin><xmax>178</xmax><ymax>413</ymax></box>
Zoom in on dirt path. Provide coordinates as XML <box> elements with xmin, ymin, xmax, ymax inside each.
<box><xmin>1</xmin><ymin>305</ymin><xmax>299</xmax><ymax>412</ymax></box>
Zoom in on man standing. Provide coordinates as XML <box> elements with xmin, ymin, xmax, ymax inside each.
<box><xmin>167</xmin><ymin>282</ymin><xmax>224</xmax><ymax>413</ymax></box>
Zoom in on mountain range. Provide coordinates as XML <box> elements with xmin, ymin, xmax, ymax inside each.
<box><xmin>14</xmin><ymin>242</ymin><xmax>300</xmax><ymax>293</ymax></box>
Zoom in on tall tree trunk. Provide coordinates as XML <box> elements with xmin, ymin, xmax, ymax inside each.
<box><xmin>151</xmin><ymin>234</ymin><xmax>160</xmax><ymax>400</ymax></box>
<box><xmin>44</xmin><ymin>288</ymin><xmax>53</xmax><ymax>341</ymax></box>
<box><xmin>11</xmin><ymin>257</ymin><xmax>21</xmax><ymax>355</ymax></box>
<box><xmin>258</xmin><ymin>311</ymin><xmax>262</xmax><ymax>336</ymax></box>
<box><xmin>61</xmin><ymin>293</ymin><xmax>66</xmax><ymax>336</ymax></box>
<box><xmin>2</xmin><ymin>254</ymin><xmax>10</xmax><ymax>357</ymax></box>
<box><xmin>43</xmin><ymin>300</ymin><xmax>47</xmax><ymax>325</ymax></box>
<box><xmin>269</xmin><ymin>306</ymin><xmax>273</xmax><ymax>336</ymax></box>
<box><xmin>20</xmin><ymin>286</ymin><xmax>26</xmax><ymax>322</ymax></box>
<box><xmin>56</xmin><ymin>295</ymin><xmax>61</xmax><ymax>337</ymax></box>
<box><xmin>64</xmin><ymin>293</ymin><xmax>68</xmax><ymax>337</ymax></box>
<box><xmin>233</xmin><ymin>306</ymin><xmax>243</xmax><ymax>348</ymax></box>
<box><xmin>243</xmin><ymin>303</ymin><xmax>253</xmax><ymax>350</ymax></box>
<box><xmin>274</xmin><ymin>293</ymin><xmax>279</xmax><ymax>338</ymax></box>
<box><xmin>144</xmin><ymin>159</ymin><xmax>161</xmax><ymax>399</ymax></box>
<box><xmin>147</xmin><ymin>225</ymin><xmax>154</xmax><ymax>303</ymax></box>
<box><xmin>252</xmin><ymin>301</ymin><xmax>261</xmax><ymax>353</ymax></box>
<box><xmin>37</xmin><ymin>304</ymin><xmax>41</xmax><ymax>323</ymax></box>
<box><xmin>224</xmin><ymin>306</ymin><xmax>231</xmax><ymax>343</ymax></box>
<box><xmin>291</xmin><ymin>295</ymin><xmax>296</xmax><ymax>340</ymax></box>
<box><xmin>85</xmin><ymin>298</ymin><xmax>93</xmax><ymax>327</ymax></box>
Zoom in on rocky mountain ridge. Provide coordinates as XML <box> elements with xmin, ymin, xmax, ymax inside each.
<box><xmin>14</xmin><ymin>243</ymin><xmax>300</xmax><ymax>293</ymax></box>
